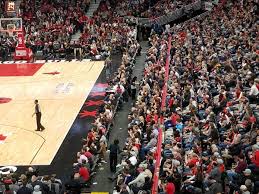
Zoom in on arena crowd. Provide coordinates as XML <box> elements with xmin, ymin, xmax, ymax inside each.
<box><xmin>0</xmin><ymin>0</ymin><xmax>259</xmax><ymax>194</ymax></box>
<box><xmin>1</xmin><ymin>0</ymin><xmax>140</xmax><ymax>193</ymax></box>
<box><xmin>161</xmin><ymin>1</ymin><xmax>259</xmax><ymax>193</ymax></box>
<box><xmin>102</xmin><ymin>1</ymin><xmax>258</xmax><ymax>194</ymax></box>
<box><xmin>0</xmin><ymin>0</ymin><xmax>196</xmax><ymax>61</ymax></box>
<box><xmin>113</xmin><ymin>0</ymin><xmax>196</xmax><ymax>18</ymax></box>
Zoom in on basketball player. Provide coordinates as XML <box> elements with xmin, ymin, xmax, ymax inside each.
<box><xmin>32</xmin><ymin>100</ymin><xmax>45</xmax><ymax>131</ymax></box>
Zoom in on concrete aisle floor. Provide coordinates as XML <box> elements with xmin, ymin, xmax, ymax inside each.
<box><xmin>90</xmin><ymin>41</ymin><xmax>149</xmax><ymax>193</ymax></box>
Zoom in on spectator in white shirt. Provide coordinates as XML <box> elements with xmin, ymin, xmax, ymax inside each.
<box><xmin>248</xmin><ymin>78</ymin><xmax>259</xmax><ymax>103</ymax></box>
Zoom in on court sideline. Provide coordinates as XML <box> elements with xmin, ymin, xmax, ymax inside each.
<box><xmin>12</xmin><ymin>55</ymin><xmax>122</xmax><ymax>183</ymax></box>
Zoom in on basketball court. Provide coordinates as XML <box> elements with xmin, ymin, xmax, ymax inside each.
<box><xmin>0</xmin><ymin>60</ymin><xmax>104</xmax><ymax>166</ymax></box>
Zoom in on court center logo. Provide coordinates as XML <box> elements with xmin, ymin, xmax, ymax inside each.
<box><xmin>55</xmin><ymin>83</ymin><xmax>74</xmax><ymax>94</ymax></box>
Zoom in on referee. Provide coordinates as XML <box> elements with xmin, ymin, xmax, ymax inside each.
<box><xmin>32</xmin><ymin>100</ymin><xmax>45</xmax><ymax>131</ymax></box>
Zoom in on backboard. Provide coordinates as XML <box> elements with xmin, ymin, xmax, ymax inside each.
<box><xmin>0</xmin><ymin>18</ymin><xmax>23</xmax><ymax>37</ymax></box>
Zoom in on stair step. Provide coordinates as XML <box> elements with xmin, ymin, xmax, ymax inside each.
<box><xmin>85</xmin><ymin>0</ymin><xmax>101</xmax><ymax>17</ymax></box>
<box><xmin>71</xmin><ymin>30</ymin><xmax>82</xmax><ymax>42</ymax></box>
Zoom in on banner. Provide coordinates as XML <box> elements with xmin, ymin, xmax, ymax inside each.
<box><xmin>5</xmin><ymin>1</ymin><xmax>15</xmax><ymax>13</ymax></box>
<box><xmin>15</xmin><ymin>49</ymin><xmax>27</xmax><ymax>57</ymax></box>
<box><xmin>14</xmin><ymin>48</ymin><xmax>33</xmax><ymax>61</ymax></box>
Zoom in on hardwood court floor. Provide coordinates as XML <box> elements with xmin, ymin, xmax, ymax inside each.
<box><xmin>0</xmin><ymin>60</ymin><xmax>104</xmax><ymax>166</ymax></box>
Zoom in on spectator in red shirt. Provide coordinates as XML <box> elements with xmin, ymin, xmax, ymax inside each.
<box><xmin>235</xmin><ymin>154</ymin><xmax>247</xmax><ymax>174</ymax></box>
<box><xmin>168</xmin><ymin>95</ymin><xmax>174</xmax><ymax>109</ymax></box>
<box><xmin>84</xmin><ymin>149</ymin><xmax>93</xmax><ymax>160</ymax></box>
<box><xmin>249</xmin><ymin>144</ymin><xmax>259</xmax><ymax>171</ymax></box>
<box><xmin>78</xmin><ymin>164</ymin><xmax>90</xmax><ymax>182</ymax></box>
<box><xmin>171</xmin><ymin>112</ymin><xmax>180</xmax><ymax>126</ymax></box>
<box><xmin>165</xmin><ymin>177</ymin><xmax>175</xmax><ymax>194</ymax></box>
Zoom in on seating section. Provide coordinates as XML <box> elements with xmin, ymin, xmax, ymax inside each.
<box><xmin>108</xmin><ymin>33</ymin><xmax>171</xmax><ymax>193</ymax></box>
<box><xmin>18</xmin><ymin>0</ymin><xmax>90</xmax><ymax>57</ymax></box>
<box><xmin>159</xmin><ymin>1</ymin><xmax>259</xmax><ymax>194</ymax></box>
<box><xmin>140</xmin><ymin>0</ymin><xmax>195</xmax><ymax>18</ymax></box>
<box><xmin>109</xmin><ymin>0</ymin><xmax>197</xmax><ymax>18</ymax></box>
<box><xmin>79</xmin><ymin>0</ymin><xmax>137</xmax><ymax>58</ymax></box>
<box><xmin>108</xmin><ymin>1</ymin><xmax>259</xmax><ymax>194</ymax></box>
<box><xmin>0</xmin><ymin>167</ymin><xmax>62</xmax><ymax>194</ymax></box>
<box><xmin>1</xmin><ymin>0</ymin><xmax>196</xmax><ymax>60</ymax></box>
<box><xmin>14</xmin><ymin>0</ymin><xmax>138</xmax><ymax>59</ymax></box>
<box><xmin>112</xmin><ymin>0</ymin><xmax>196</xmax><ymax>18</ymax></box>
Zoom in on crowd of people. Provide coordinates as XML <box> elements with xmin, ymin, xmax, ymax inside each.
<box><xmin>106</xmin><ymin>32</ymin><xmax>170</xmax><ymax>194</ymax></box>
<box><xmin>1</xmin><ymin>0</ymin><xmax>196</xmax><ymax>61</ymax></box>
<box><xmin>18</xmin><ymin>0</ymin><xmax>91</xmax><ymax>58</ymax></box>
<box><xmin>112</xmin><ymin>0</ymin><xmax>196</xmax><ymax>18</ymax></box>
<box><xmin>64</xmin><ymin>30</ymin><xmax>140</xmax><ymax>194</ymax></box>
<box><xmin>62</xmin><ymin>0</ymin><xmax>142</xmax><ymax>192</ymax></box>
<box><xmin>0</xmin><ymin>167</ymin><xmax>62</xmax><ymax>194</ymax></box>
<box><xmin>77</xmin><ymin>0</ymin><xmax>138</xmax><ymax>60</ymax></box>
<box><xmin>0</xmin><ymin>0</ymin><xmax>140</xmax><ymax>193</ymax></box>
<box><xmin>19</xmin><ymin>0</ymin><xmax>139</xmax><ymax>60</ymax></box>
<box><xmin>104</xmin><ymin>1</ymin><xmax>259</xmax><ymax>194</ymax></box>
<box><xmin>140</xmin><ymin>0</ymin><xmax>196</xmax><ymax>18</ymax></box>
<box><xmin>1</xmin><ymin>0</ymin><xmax>259</xmax><ymax>194</ymax></box>
<box><xmin>158</xmin><ymin>1</ymin><xmax>258</xmax><ymax>194</ymax></box>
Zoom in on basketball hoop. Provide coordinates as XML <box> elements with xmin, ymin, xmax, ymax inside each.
<box><xmin>7</xmin><ymin>29</ymin><xmax>14</xmax><ymax>37</ymax></box>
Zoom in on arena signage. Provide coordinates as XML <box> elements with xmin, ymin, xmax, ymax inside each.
<box><xmin>5</xmin><ymin>1</ymin><xmax>15</xmax><ymax>13</ymax></box>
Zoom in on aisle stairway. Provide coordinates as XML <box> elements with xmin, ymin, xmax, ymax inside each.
<box><xmin>86</xmin><ymin>0</ymin><xmax>101</xmax><ymax>17</ymax></box>
<box><xmin>89</xmin><ymin>41</ymin><xmax>149</xmax><ymax>193</ymax></box>
<box><xmin>71</xmin><ymin>0</ymin><xmax>101</xmax><ymax>43</ymax></box>
<box><xmin>71</xmin><ymin>31</ymin><xmax>82</xmax><ymax>43</ymax></box>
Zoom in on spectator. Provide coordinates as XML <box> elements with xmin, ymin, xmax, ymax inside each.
<box><xmin>164</xmin><ymin>176</ymin><xmax>176</xmax><ymax>194</ymax></box>
<box><xmin>78</xmin><ymin>164</ymin><xmax>90</xmax><ymax>182</ymax></box>
<box><xmin>109</xmin><ymin>139</ymin><xmax>121</xmax><ymax>172</ymax></box>
<box><xmin>65</xmin><ymin>173</ymin><xmax>83</xmax><ymax>193</ymax></box>
<box><xmin>17</xmin><ymin>180</ymin><xmax>32</xmax><ymax>194</ymax></box>
<box><xmin>32</xmin><ymin>185</ymin><xmax>42</xmax><ymax>194</ymax></box>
